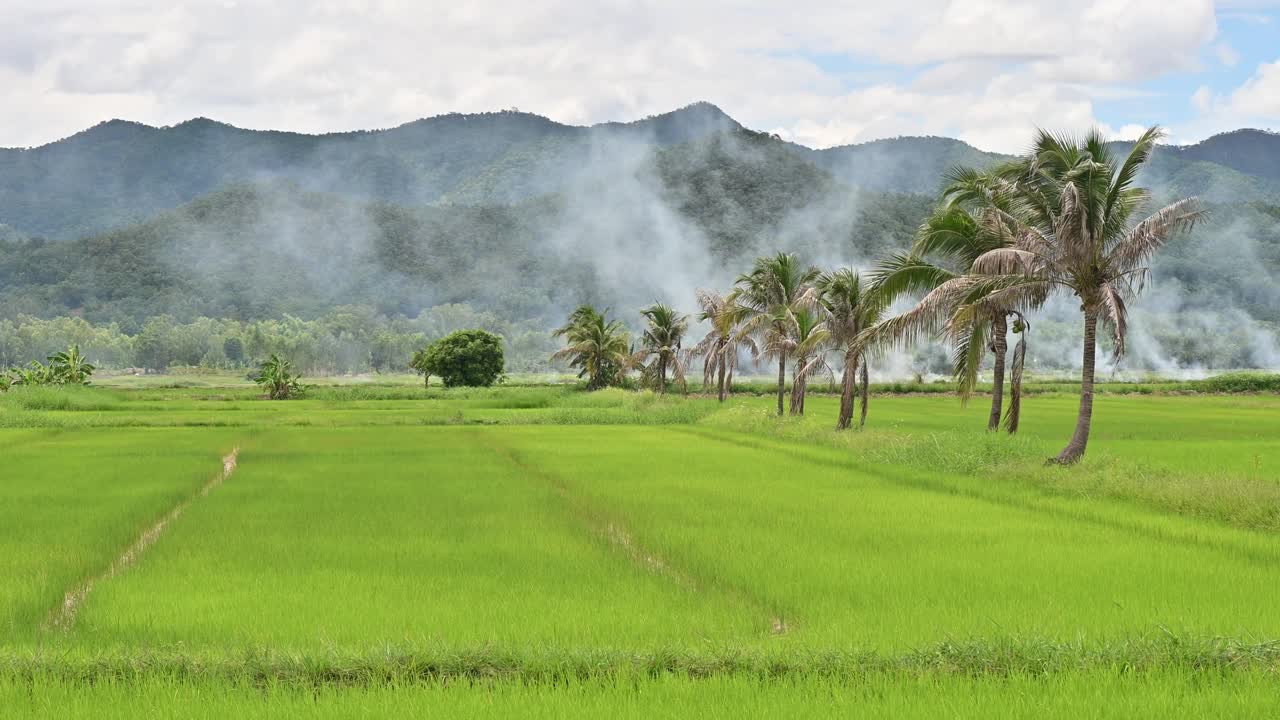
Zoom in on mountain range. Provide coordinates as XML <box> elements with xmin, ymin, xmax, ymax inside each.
<box><xmin>1</xmin><ymin>102</ymin><xmax>1278</xmax><ymax>334</ymax></box>
<box><xmin>4</xmin><ymin>102</ymin><xmax>1278</xmax><ymax>241</ymax></box>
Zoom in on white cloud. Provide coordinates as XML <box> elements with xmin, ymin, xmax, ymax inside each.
<box><xmin>1228</xmin><ymin>58</ymin><xmax>1280</xmax><ymax>116</ymax></box>
<box><xmin>1216</xmin><ymin>42</ymin><xmax>1242</xmax><ymax>66</ymax></box>
<box><xmin>1103</xmin><ymin>123</ymin><xmax>1151</xmax><ymax>141</ymax></box>
<box><xmin>1181</xmin><ymin>57</ymin><xmax>1280</xmax><ymax>139</ymax></box>
<box><xmin>0</xmin><ymin>0</ymin><xmax>1229</xmax><ymax>152</ymax></box>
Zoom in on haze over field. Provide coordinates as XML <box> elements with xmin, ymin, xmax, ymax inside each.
<box><xmin>2</xmin><ymin>105</ymin><xmax>1278</xmax><ymax>375</ymax></box>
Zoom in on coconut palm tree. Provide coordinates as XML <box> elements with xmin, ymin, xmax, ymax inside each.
<box><xmin>552</xmin><ymin>305</ymin><xmax>632</xmax><ymax>391</ymax></box>
<box><xmin>636</xmin><ymin>303</ymin><xmax>689</xmax><ymax>394</ymax></box>
<box><xmin>966</xmin><ymin>127</ymin><xmax>1204</xmax><ymax>463</ymax></box>
<box><xmin>816</xmin><ymin>269</ymin><xmax>887</xmax><ymax>430</ymax></box>
<box><xmin>787</xmin><ymin>309</ymin><xmax>830</xmax><ymax>416</ymax></box>
<box><xmin>871</xmin><ymin>167</ymin><xmax>1037</xmax><ymax>432</ymax></box>
<box><xmin>691</xmin><ymin>290</ymin><xmax>756</xmax><ymax>402</ymax></box>
<box><xmin>729</xmin><ymin>253</ymin><xmax>820</xmax><ymax>416</ymax></box>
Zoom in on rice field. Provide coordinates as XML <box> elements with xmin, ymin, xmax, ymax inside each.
<box><xmin>2</xmin><ymin>382</ymin><xmax>1278</xmax><ymax>714</ymax></box>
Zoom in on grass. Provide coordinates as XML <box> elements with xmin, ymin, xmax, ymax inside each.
<box><xmin>0</xmin><ymin>429</ymin><xmax>238</xmax><ymax>638</ymax></box>
<box><xmin>88</xmin><ymin>368</ymin><xmax>1280</xmax><ymax>395</ymax></box>
<box><xmin>5</xmin><ymin>669</ymin><xmax>1279</xmax><ymax>719</ymax></box>
<box><xmin>702</xmin><ymin>394</ymin><xmax>1280</xmax><ymax>531</ymax></box>
<box><xmin>4</xmin><ymin>381</ymin><xmax>1280</xmax><ymax>712</ymax></box>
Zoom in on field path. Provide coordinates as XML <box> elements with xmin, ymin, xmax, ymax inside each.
<box><xmin>477</xmin><ymin>430</ymin><xmax>793</xmax><ymax>634</ymax></box>
<box><xmin>44</xmin><ymin>447</ymin><xmax>241</xmax><ymax>631</ymax></box>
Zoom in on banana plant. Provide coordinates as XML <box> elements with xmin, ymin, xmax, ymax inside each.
<box><xmin>48</xmin><ymin>345</ymin><xmax>96</xmax><ymax>384</ymax></box>
<box><xmin>253</xmin><ymin>354</ymin><xmax>304</xmax><ymax>399</ymax></box>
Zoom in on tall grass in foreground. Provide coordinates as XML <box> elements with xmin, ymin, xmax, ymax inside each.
<box><xmin>3</xmin><ymin>668</ymin><xmax>1278</xmax><ymax>719</ymax></box>
<box><xmin>0</xmin><ymin>385</ymin><xmax>122</xmax><ymax>412</ymax></box>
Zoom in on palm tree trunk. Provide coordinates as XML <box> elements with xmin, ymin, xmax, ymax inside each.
<box><xmin>716</xmin><ymin>351</ymin><xmax>727</xmax><ymax>402</ymax></box>
<box><xmin>988</xmin><ymin>313</ymin><xmax>1007</xmax><ymax>432</ymax></box>
<box><xmin>776</xmin><ymin>356</ymin><xmax>786</xmax><ymax>416</ymax></box>
<box><xmin>658</xmin><ymin>357</ymin><xmax>667</xmax><ymax>394</ymax></box>
<box><xmin>789</xmin><ymin>361</ymin><xmax>803</xmax><ymax>416</ymax></box>
<box><xmin>1055</xmin><ymin>310</ymin><xmax>1097</xmax><ymax>464</ymax></box>
<box><xmin>837</xmin><ymin>351</ymin><xmax>857</xmax><ymax>430</ymax></box>
<box><xmin>838</xmin><ymin>357</ymin><xmax>856</xmax><ymax>430</ymax></box>
<box><xmin>858</xmin><ymin>359</ymin><xmax>869</xmax><ymax>429</ymax></box>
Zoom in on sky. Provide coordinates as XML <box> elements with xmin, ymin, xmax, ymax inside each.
<box><xmin>1</xmin><ymin>0</ymin><xmax>1278</xmax><ymax>153</ymax></box>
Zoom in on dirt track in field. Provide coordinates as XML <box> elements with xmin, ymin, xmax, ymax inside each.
<box><xmin>44</xmin><ymin>448</ymin><xmax>240</xmax><ymax>631</ymax></box>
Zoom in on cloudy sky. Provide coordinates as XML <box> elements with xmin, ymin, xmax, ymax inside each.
<box><xmin>2</xmin><ymin>0</ymin><xmax>1278</xmax><ymax>152</ymax></box>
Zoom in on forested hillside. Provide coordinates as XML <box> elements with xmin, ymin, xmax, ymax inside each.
<box><xmin>4</xmin><ymin>103</ymin><xmax>1276</xmax><ymax>241</ymax></box>
<box><xmin>1</xmin><ymin>104</ymin><xmax>1278</xmax><ymax>372</ymax></box>
<box><xmin>0</xmin><ymin>130</ymin><xmax>932</xmax><ymax>326</ymax></box>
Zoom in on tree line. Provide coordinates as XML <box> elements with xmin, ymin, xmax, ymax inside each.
<box><xmin>552</xmin><ymin>127</ymin><xmax>1203</xmax><ymax>463</ymax></box>
<box><xmin>0</xmin><ymin>306</ymin><xmax>559</xmax><ymax>375</ymax></box>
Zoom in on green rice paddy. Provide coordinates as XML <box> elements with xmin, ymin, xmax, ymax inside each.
<box><xmin>2</xmin><ymin>381</ymin><xmax>1278</xmax><ymax>715</ymax></box>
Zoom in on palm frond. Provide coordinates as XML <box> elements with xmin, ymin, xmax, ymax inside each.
<box><xmin>1099</xmin><ymin>281</ymin><xmax>1129</xmax><ymax>360</ymax></box>
<box><xmin>1106</xmin><ymin>197</ymin><xmax>1206</xmax><ymax>272</ymax></box>
<box><xmin>1105</xmin><ymin>126</ymin><xmax>1162</xmax><ymax>218</ymax></box>
<box><xmin>869</xmin><ymin>253</ymin><xmax>957</xmax><ymax>303</ymax></box>
<box><xmin>1004</xmin><ymin>322</ymin><xmax>1027</xmax><ymax>434</ymax></box>
<box><xmin>970</xmin><ymin>248</ymin><xmax>1041</xmax><ymax>275</ymax></box>
<box><xmin>949</xmin><ymin>315</ymin><xmax>989</xmax><ymax>399</ymax></box>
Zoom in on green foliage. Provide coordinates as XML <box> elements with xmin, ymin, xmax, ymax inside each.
<box><xmin>0</xmin><ymin>307</ymin><xmax>560</xmax><ymax>375</ymax></box>
<box><xmin>1195</xmin><ymin>371</ymin><xmax>1280</xmax><ymax>393</ymax></box>
<box><xmin>252</xmin><ymin>354</ymin><xmax>303</xmax><ymax>400</ymax></box>
<box><xmin>410</xmin><ymin>330</ymin><xmax>506</xmax><ymax>388</ymax></box>
<box><xmin>635</xmin><ymin>303</ymin><xmax>689</xmax><ymax>393</ymax></box>
<box><xmin>552</xmin><ymin>306</ymin><xmax>632</xmax><ymax>390</ymax></box>
<box><xmin>0</xmin><ymin>384</ymin><xmax>121</xmax><ymax>412</ymax></box>
<box><xmin>1</xmin><ymin>344</ymin><xmax>96</xmax><ymax>388</ymax></box>
<box><xmin>47</xmin><ymin>345</ymin><xmax>96</xmax><ymax>384</ymax></box>
<box><xmin>222</xmin><ymin>337</ymin><xmax>244</xmax><ymax>366</ymax></box>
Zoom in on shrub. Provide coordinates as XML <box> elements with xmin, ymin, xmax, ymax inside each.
<box><xmin>412</xmin><ymin>330</ymin><xmax>505</xmax><ymax>388</ymax></box>
<box><xmin>1196</xmin><ymin>372</ymin><xmax>1280</xmax><ymax>394</ymax></box>
<box><xmin>253</xmin><ymin>354</ymin><xmax>303</xmax><ymax>399</ymax></box>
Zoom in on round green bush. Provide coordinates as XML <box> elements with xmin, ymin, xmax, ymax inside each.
<box><xmin>412</xmin><ymin>330</ymin><xmax>506</xmax><ymax>388</ymax></box>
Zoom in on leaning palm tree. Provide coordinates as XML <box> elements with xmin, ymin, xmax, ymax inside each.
<box><xmin>816</xmin><ymin>269</ymin><xmax>887</xmax><ymax>430</ymax></box>
<box><xmin>871</xmin><ymin>166</ymin><xmax>1038</xmax><ymax>432</ymax></box>
<box><xmin>635</xmin><ymin>303</ymin><xmax>689</xmax><ymax>394</ymax></box>
<box><xmin>730</xmin><ymin>252</ymin><xmax>820</xmax><ymax>416</ymax></box>
<box><xmin>691</xmin><ymin>290</ymin><xmax>756</xmax><ymax>401</ymax></box>
<box><xmin>967</xmin><ymin>127</ymin><xmax>1204</xmax><ymax>463</ymax></box>
<box><xmin>552</xmin><ymin>305</ymin><xmax>632</xmax><ymax>391</ymax></box>
<box><xmin>788</xmin><ymin>309</ymin><xmax>830</xmax><ymax>416</ymax></box>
